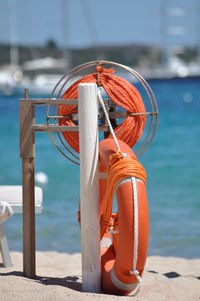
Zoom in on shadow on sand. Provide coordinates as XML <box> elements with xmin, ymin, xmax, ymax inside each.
<box><xmin>0</xmin><ymin>271</ymin><xmax>82</xmax><ymax>292</ymax></box>
<box><xmin>148</xmin><ymin>270</ymin><xmax>200</xmax><ymax>280</ymax></box>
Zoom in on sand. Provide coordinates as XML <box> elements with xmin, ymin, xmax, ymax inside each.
<box><xmin>0</xmin><ymin>252</ymin><xmax>200</xmax><ymax>301</ymax></box>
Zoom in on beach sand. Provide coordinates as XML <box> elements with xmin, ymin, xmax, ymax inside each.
<box><xmin>0</xmin><ymin>252</ymin><xmax>199</xmax><ymax>301</ymax></box>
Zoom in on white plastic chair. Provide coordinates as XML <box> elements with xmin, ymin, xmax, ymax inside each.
<box><xmin>0</xmin><ymin>186</ymin><xmax>43</xmax><ymax>267</ymax></box>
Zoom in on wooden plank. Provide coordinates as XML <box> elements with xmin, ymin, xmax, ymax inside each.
<box><xmin>108</xmin><ymin>111</ymin><xmax>155</xmax><ymax>118</ymax></box>
<box><xmin>47</xmin><ymin>111</ymin><xmax>156</xmax><ymax>121</ymax></box>
<box><xmin>19</xmin><ymin>99</ymin><xmax>78</xmax><ymax>106</ymax></box>
<box><xmin>32</xmin><ymin>125</ymin><xmax>109</xmax><ymax>132</ymax></box>
<box><xmin>19</xmin><ymin>100</ymin><xmax>35</xmax><ymax>158</ymax></box>
<box><xmin>22</xmin><ymin>158</ymin><xmax>35</xmax><ymax>278</ymax></box>
<box><xmin>20</xmin><ymin>90</ymin><xmax>36</xmax><ymax>278</ymax></box>
<box><xmin>32</xmin><ymin>125</ymin><xmax>79</xmax><ymax>132</ymax></box>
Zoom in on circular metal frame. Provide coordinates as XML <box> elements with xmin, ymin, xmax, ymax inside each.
<box><xmin>47</xmin><ymin>60</ymin><xmax>158</xmax><ymax>164</ymax></box>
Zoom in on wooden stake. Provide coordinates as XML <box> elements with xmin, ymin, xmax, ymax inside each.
<box><xmin>19</xmin><ymin>89</ymin><xmax>36</xmax><ymax>278</ymax></box>
<box><xmin>22</xmin><ymin>158</ymin><xmax>35</xmax><ymax>278</ymax></box>
<box><xmin>78</xmin><ymin>83</ymin><xmax>101</xmax><ymax>293</ymax></box>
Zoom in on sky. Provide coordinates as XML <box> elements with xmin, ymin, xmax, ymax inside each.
<box><xmin>0</xmin><ymin>0</ymin><xmax>199</xmax><ymax>49</ymax></box>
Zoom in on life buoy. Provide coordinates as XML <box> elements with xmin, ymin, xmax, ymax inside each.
<box><xmin>59</xmin><ymin>65</ymin><xmax>149</xmax><ymax>295</ymax></box>
<box><xmin>99</xmin><ymin>138</ymin><xmax>149</xmax><ymax>295</ymax></box>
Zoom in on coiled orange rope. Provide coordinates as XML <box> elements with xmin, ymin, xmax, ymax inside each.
<box><xmin>59</xmin><ymin>66</ymin><xmax>146</xmax><ymax>153</ymax></box>
<box><xmin>59</xmin><ymin>66</ymin><xmax>147</xmax><ymax>242</ymax></box>
<box><xmin>100</xmin><ymin>152</ymin><xmax>146</xmax><ymax>239</ymax></box>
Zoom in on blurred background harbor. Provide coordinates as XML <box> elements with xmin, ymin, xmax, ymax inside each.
<box><xmin>1</xmin><ymin>0</ymin><xmax>200</xmax><ymax>95</ymax></box>
<box><xmin>0</xmin><ymin>0</ymin><xmax>199</xmax><ymax>258</ymax></box>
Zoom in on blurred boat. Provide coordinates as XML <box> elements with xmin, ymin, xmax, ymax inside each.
<box><xmin>129</xmin><ymin>54</ymin><xmax>200</xmax><ymax>82</ymax></box>
<box><xmin>0</xmin><ymin>0</ymin><xmax>71</xmax><ymax>97</ymax></box>
<box><xmin>0</xmin><ymin>65</ymin><xmax>23</xmax><ymax>96</ymax></box>
<box><xmin>1</xmin><ymin>54</ymin><xmax>200</xmax><ymax>97</ymax></box>
<box><xmin>19</xmin><ymin>56</ymin><xmax>69</xmax><ymax>96</ymax></box>
<box><xmin>0</xmin><ymin>0</ymin><xmax>23</xmax><ymax>96</ymax></box>
<box><xmin>0</xmin><ymin>57</ymin><xmax>69</xmax><ymax>96</ymax></box>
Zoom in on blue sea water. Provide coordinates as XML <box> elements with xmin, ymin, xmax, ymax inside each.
<box><xmin>0</xmin><ymin>77</ymin><xmax>199</xmax><ymax>258</ymax></box>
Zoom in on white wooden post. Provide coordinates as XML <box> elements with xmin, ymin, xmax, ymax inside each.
<box><xmin>78</xmin><ymin>83</ymin><xmax>101</xmax><ymax>293</ymax></box>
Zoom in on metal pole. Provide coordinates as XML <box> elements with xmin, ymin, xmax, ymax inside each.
<box><xmin>78</xmin><ymin>83</ymin><xmax>101</xmax><ymax>293</ymax></box>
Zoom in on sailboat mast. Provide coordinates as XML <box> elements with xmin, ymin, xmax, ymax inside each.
<box><xmin>160</xmin><ymin>0</ymin><xmax>168</xmax><ymax>68</ymax></box>
<box><xmin>60</xmin><ymin>0</ymin><xmax>71</xmax><ymax>68</ymax></box>
<box><xmin>196</xmin><ymin>0</ymin><xmax>200</xmax><ymax>65</ymax></box>
<box><xmin>8</xmin><ymin>0</ymin><xmax>19</xmax><ymax>66</ymax></box>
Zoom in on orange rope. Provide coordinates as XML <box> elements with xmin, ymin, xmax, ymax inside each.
<box><xmin>100</xmin><ymin>152</ymin><xmax>146</xmax><ymax>240</ymax></box>
<box><xmin>58</xmin><ymin>66</ymin><xmax>146</xmax><ymax>153</ymax></box>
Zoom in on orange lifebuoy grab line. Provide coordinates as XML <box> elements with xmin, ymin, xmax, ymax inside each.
<box><xmin>98</xmin><ymin>92</ymin><xmax>147</xmax><ymax>295</ymax></box>
<box><xmin>100</xmin><ymin>151</ymin><xmax>146</xmax><ymax>240</ymax></box>
<box><xmin>99</xmin><ymin>139</ymin><xmax>148</xmax><ymax>296</ymax></box>
<box><xmin>58</xmin><ymin>66</ymin><xmax>146</xmax><ymax>153</ymax></box>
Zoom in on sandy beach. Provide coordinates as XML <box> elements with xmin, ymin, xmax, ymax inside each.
<box><xmin>0</xmin><ymin>252</ymin><xmax>199</xmax><ymax>301</ymax></box>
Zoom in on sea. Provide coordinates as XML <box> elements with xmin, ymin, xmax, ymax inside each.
<box><xmin>0</xmin><ymin>77</ymin><xmax>199</xmax><ymax>258</ymax></box>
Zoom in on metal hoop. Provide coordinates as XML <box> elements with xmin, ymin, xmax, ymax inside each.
<box><xmin>47</xmin><ymin>60</ymin><xmax>158</xmax><ymax>164</ymax></box>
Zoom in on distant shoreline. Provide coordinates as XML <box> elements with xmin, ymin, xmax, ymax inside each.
<box><xmin>146</xmin><ymin>74</ymin><xmax>200</xmax><ymax>83</ymax></box>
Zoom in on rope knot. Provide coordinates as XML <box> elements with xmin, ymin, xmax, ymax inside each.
<box><xmin>130</xmin><ymin>270</ymin><xmax>139</xmax><ymax>276</ymax></box>
<box><xmin>96</xmin><ymin>65</ymin><xmax>115</xmax><ymax>74</ymax></box>
<box><xmin>100</xmin><ymin>216</ymin><xmax>114</xmax><ymax>233</ymax></box>
<box><xmin>96</xmin><ymin>66</ymin><xmax>115</xmax><ymax>86</ymax></box>
<box><xmin>109</xmin><ymin>151</ymin><xmax>124</xmax><ymax>165</ymax></box>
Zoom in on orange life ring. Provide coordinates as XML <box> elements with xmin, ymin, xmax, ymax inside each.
<box><xmin>59</xmin><ymin>65</ymin><xmax>149</xmax><ymax>295</ymax></box>
<box><xmin>99</xmin><ymin>138</ymin><xmax>149</xmax><ymax>295</ymax></box>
